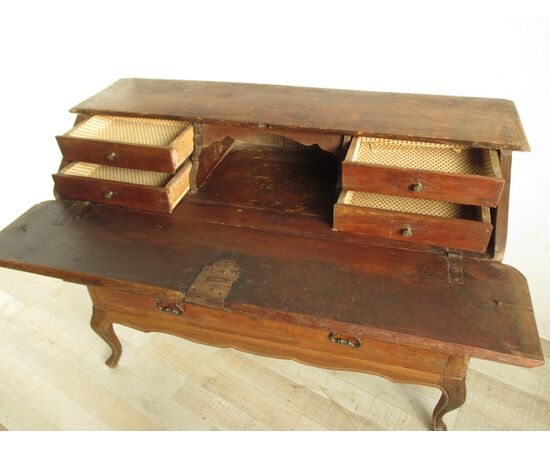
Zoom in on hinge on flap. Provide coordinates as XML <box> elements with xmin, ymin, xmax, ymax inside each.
<box><xmin>185</xmin><ymin>259</ymin><xmax>240</xmax><ymax>309</ymax></box>
<box><xmin>446</xmin><ymin>250</ymin><xmax>464</xmax><ymax>285</ymax></box>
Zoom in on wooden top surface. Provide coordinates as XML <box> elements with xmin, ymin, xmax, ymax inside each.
<box><xmin>0</xmin><ymin>200</ymin><xmax>542</xmax><ymax>367</ymax></box>
<box><xmin>71</xmin><ymin>78</ymin><xmax>530</xmax><ymax>151</ymax></box>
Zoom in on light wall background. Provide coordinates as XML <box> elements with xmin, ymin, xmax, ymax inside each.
<box><xmin>0</xmin><ymin>1</ymin><xmax>549</xmax><ymax>338</ymax></box>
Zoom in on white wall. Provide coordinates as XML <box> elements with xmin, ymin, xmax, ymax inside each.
<box><xmin>1</xmin><ymin>1</ymin><xmax>549</xmax><ymax>337</ymax></box>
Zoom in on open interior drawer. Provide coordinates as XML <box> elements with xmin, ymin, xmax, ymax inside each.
<box><xmin>53</xmin><ymin>161</ymin><xmax>192</xmax><ymax>214</ymax></box>
<box><xmin>56</xmin><ymin>115</ymin><xmax>194</xmax><ymax>174</ymax></box>
<box><xmin>333</xmin><ymin>190</ymin><xmax>493</xmax><ymax>253</ymax></box>
<box><xmin>342</xmin><ymin>137</ymin><xmax>504</xmax><ymax>207</ymax></box>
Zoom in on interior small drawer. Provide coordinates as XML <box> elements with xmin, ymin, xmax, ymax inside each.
<box><xmin>333</xmin><ymin>190</ymin><xmax>493</xmax><ymax>253</ymax></box>
<box><xmin>56</xmin><ymin>115</ymin><xmax>194</xmax><ymax>174</ymax></box>
<box><xmin>53</xmin><ymin>161</ymin><xmax>192</xmax><ymax>214</ymax></box>
<box><xmin>342</xmin><ymin>137</ymin><xmax>504</xmax><ymax>207</ymax></box>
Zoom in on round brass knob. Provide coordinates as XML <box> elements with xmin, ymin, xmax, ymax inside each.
<box><xmin>401</xmin><ymin>226</ymin><xmax>413</xmax><ymax>238</ymax></box>
<box><xmin>103</xmin><ymin>190</ymin><xmax>115</xmax><ymax>200</ymax></box>
<box><xmin>411</xmin><ymin>182</ymin><xmax>423</xmax><ymax>193</ymax></box>
<box><xmin>106</xmin><ymin>152</ymin><xmax>117</xmax><ymax>162</ymax></box>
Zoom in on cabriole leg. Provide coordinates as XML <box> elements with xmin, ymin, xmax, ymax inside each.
<box><xmin>432</xmin><ymin>375</ymin><xmax>466</xmax><ymax>431</ymax></box>
<box><xmin>90</xmin><ymin>306</ymin><xmax>122</xmax><ymax>368</ymax></box>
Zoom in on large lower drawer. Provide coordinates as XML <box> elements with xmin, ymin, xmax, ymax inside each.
<box><xmin>342</xmin><ymin>137</ymin><xmax>504</xmax><ymax>207</ymax></box>
<box><xmin>90</xmin><ymin>286</ymin><xmax>452</xmax><ymax>383</ymax></box>
<box><xmin>56</xmin><ymin>115</ymin><xmax>194</xmax><ymax>173</ymax></box>
<box><xmin>333</xmin><ymin>190</ymin><xmax>493</xmax><ymax>253</ymax></box>
<box><xmin>53</xmin><ymin>161</ymin><xmax>192</xmax><ymax>213</ymax></box>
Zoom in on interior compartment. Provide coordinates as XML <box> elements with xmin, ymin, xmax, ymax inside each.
<box><xmin>57</xmin><ymin>115</ymin><xmax>194</xmax><ymax>173</ymax></box>
<box><xmin>333</xmin><ymin>190</ymin><xmax>493</xmax><ymax>252</ymax></box>
<box><xmin>60</xmin><ymin>162</ymin><xmax>173</xmax><ymax>186</ymax></box>
<box><xmin>340</xmin><ymin>190</ymin><xmax>489</xmax><ymax>222</ymax></box>
<box><xmin>66</xmin><ymin>115</ymin><xmax>190</xmax><ymax>146</ymax></box>
<box><xmin>342</xmin><ymin>136</ymin><xmax>504</xmax><ymax>207</ymax></box>
<box><xmin>54</xmin><ymin>160</ymin><xmax>192</xmax><ymax>214</ymax></box>
<box><xmin>188</xmin><ymin>140</ymin><xmax>339</xmax><ymax>218</ymax></box>
<box><xmin>346</xmin><ymin>136</ymin><xmax>499</xmax><ymax>177</ymax></box>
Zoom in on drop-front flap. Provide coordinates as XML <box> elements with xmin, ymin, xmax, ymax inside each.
<box><xmin>0</xmin><ymin>200</ymin><xmax>542</xmax><ymax>368</ymax></box>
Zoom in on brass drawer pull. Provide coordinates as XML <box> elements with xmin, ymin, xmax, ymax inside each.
<box><xmin>156</xmin><ymin>298</ymin><xmax>185</xmax><ymax>316</ymax></box>
<box><xmin>328</xmin><ymin>332</ymin><xmax>361</xmax><ymax>348</ymax></box>
<box><xmin>106</xmin><ymin>152</ymin><xmax>118</xmax><ymax>162</ymax></box>
<box><xmin>411</xmin><ymin>182</ymin><xmax>423</xmax><ymax>192</ymax></box>
<box><xmin>103</xmin><ymin>190</ymin><xmax>115</xmax><ymax>200</ymax></box>
<box><xmin>401</xmin><ymin>226</ymin><xmax>413</xmax><ymax>238</ymax></box>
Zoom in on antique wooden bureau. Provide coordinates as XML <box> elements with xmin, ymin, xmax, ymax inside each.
<box><xmin>0</xmin><ymin>79</ymin><xmax>544</xmax><ymax>430</ymax></box>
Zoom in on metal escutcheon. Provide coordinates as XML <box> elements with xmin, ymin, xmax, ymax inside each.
<box><xmin>401</xmin><ymin>226</ymin><xmax>413</xmax><ymax>238</ymax></box>
<box><xmin>103</xmin><ymin>190</ymin><xmax>115</xmax><ymax>200</ymax></box>
<box><xmin>328</xmin><ymin>332</ymin><xmax>361</xmax><ymax>348</ymax></box>
<box><xmin>156</xmin><ymin>298</ymin><xmax>185</xmax><ymax>316</ymax></box>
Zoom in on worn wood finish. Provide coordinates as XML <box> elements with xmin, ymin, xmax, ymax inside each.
<box><xmin>88</xmin><ymin>285</ymin><xmax>469</xmax><ymax>430</ymax></box>
<box><xmin>333</xmin><ymin>202</ymin><xmax>493</xmax><ymax>253</ymax></box>
<box><xmin>88</xmin><ymin>286</ymin><xmax>452</xmax><ymax>381</ymax></box>
<box><xmin>53</xmin><ymin>161</ymin><xmax>191</xmax><ymax>214</ymax></box>
<box><xmin>57</xmin><ymin>118</ymin><xmax>194</xmax><ymax>174</ymax></box>
<box><xmin>432</xmin><ymin>357</ymin><xmax>469</xmax><ymax>431</ymax></box>
<box><xmin>3</xmin><ymin>270</ymin><xmax>549</xmax><ymax>431</ymax></box>
<box><xmin>342</xmin><ymin>162</ymin><xmax>505</xmax><ymax>207</ymax></box>
<box><xmin>56</xmin><ymin>137</ymin><xmax>184</xmax><ymax>174</ymax></box>
<box><xmin>0</xmin><ymin>200</ymin><xmax>543</xmax><ymax>367</ymax></box>
<box><xmin>183</xmin><ymin>146</ymin><xmax>462</xmax><ymax>255</ymax></box>
<box><xmin>70</xmin><ymin>79</ymin><xmax>530</xmax><ymax>151</ymax></box>
<box><xmin>0</xmin><ymin>80</ymin><xmax>541</xmax><ymax>430</ymax></box>
<box><xmin>89</xmin><ymin>304</ymin><xmax>122</xmax><ymax>368</ymax></box>
<box><xmin>202</xmin><ymin>124</ymin><xmax>343</xmax><ymax>153</ymax></box>
<box><xmin>192</xmin><ymin>146</ymin><xmax>338</xmax><ymax>216</ymax></box>
<box><xmin>191</xmin><ymin>133</ymin><xmax>234</xmax><ymax>191</ymax></box>
<box><xmin>492</xmin><ymin>150</ymin><xmax>512</xmax><ymax>261</ymax></box>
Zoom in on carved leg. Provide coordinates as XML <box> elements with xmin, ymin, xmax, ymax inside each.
<box><xmin>432</xmin><ymin>376</ymin><xmax>466</xmax><ymax>431</ymax></box>
<box><xmin>90</xmin><ymin>306</ymin><xmax>122</xmax><ymax>368</ymax></box>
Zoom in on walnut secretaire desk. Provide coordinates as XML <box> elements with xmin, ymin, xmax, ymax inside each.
<box><xmin>0</xmin><ymin>79</ymin><xmax>544</xmax><ymax>430</ymax></box>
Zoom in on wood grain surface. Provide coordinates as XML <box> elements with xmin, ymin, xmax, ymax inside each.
<box><xmin>70</xmin><ymin>78</ymin><xmax>530</xmax><ymax>151</ymax></box>
<box><xmin>333</xmin><ymin>201</ymin><xmax>493</xmax><ymax>253</ymax></box>
<box><xmin>342</xmin><ymin>162</ymin><xmax>505</xmax><ymax>207</ymax></box>
<box><xmin>89</xmin><ymin>286</ymin><xmax>458</xmax><ymax>385</ymax></box>
<box><xmin>0</xmin><ymin>197</ymin><xmax>542</xmax><ymax>367</ymax></box>
<box><xmin>1</xmin><ymin>270</ymin><xmax>548</xmax><ymax>430</ymax></box>
<box><xmin>56</xmin><ymin>136</ymin><xmax>176</xmax><ymax>173</ymax></box>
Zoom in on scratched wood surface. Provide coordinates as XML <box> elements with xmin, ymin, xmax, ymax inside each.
<box><xmin>0</xmin><ymin>146</ymin><xmax>543</xmax><ymax>367</ymax></box>
<box><xmin>0</xmin><ymin>270</ymin><xmax>547</xmax><ymax>431</ymax></box>
<box><xmin>0</xmin><ymin>197</ymin><xmax>543</xmax><ymax>367</ymax></box>
<box><xmin>70</xmin><ymin>78</ymin><xmax>530</xmax><ymax>151</ymax></box>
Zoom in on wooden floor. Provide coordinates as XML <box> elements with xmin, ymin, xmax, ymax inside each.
<box><xmin>0</xmin><ymin>268</ymin><xmax>548</xmax><ymax>431</ymax></box>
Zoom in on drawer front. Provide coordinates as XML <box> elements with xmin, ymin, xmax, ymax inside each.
<box><xmin>56</xmin><ymin>115</ymin><xmax>194</xmax><ymax>174</ymax></box>
<box><xmin>342</xmin><ymin>162</ymin><xmax>504</xmax><ymax>207</ymax></box>
<box><xmin>334</xmin><ymin>192</ymin><xmax>493</xmax><ymax>253</ymax></box>
<box><xmin>91</xmin><ymin>286</ymin><xmax>450</xmax><ymax>380</ymax></box>
<box><xmin>343</xmin><ymin>137</ymin><xmax>504</xmax><ymax>207</ymax></box>
<box><xmin>53</xmin><ymin>161</ymin><xmax>191</xmax><ymax>214</ymax></box>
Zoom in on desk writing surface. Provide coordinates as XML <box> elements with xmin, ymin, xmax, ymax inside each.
<box><xmin>0</xmin><ymin>200</ymin><xmax>542</xmax><ymax>368</ymax></box>
<box><xmin>71</xmin><ymin>78</ymin><xmax>530</xmax><ymax>151</ymax></box>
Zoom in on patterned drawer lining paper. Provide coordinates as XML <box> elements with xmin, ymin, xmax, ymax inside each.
<box><xmin>348</xmin><ymin>137</ymin><xmax>494</xmax><ymax>176</ymax></box>
<box><xmin>62</xmin><ymin>162</ymin><xmax>173</xmax><ymax>186</ymax></box>
<box><xmin>342</xmin><ymin>190</ymin><xmax>481</xmax><ymax>221</ymax></box>
<box><xmin>67</xmin><ymin>116</ymin><xmax>190</xmax><ymax>147</ymax></box>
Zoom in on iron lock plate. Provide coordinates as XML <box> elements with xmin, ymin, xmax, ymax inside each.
<box><xmin>185</xmin><ymin>259</ymin><xmax>240</xmax><ymax>309</ymax></box>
